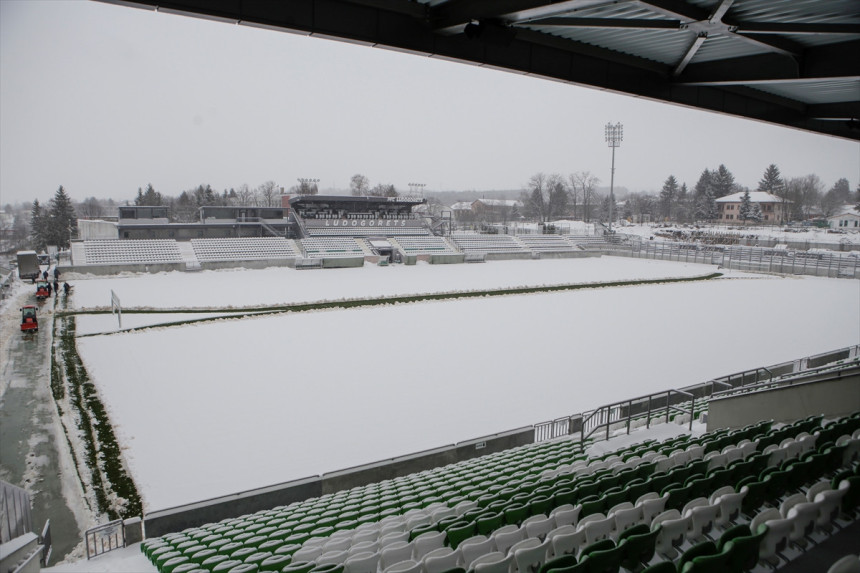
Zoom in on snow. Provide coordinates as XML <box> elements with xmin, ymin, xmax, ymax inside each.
<box><xmin>616</xmin><ymin>222</ymin><xmax>860</xmax><ymax>245</ymax></box>
<box><xmin>67</xmin><ymin>258</ymin><xmax>712</xmax><ymax>311</ymax></box>
<box><xmin>66</xmin><ymin>257</ymin><xmax>860</xmax><ymax>512</ymax></box>
<box><xmin>45</xmin><ymin>543</ymin><xmax>152</xmax><ymax>572</ymax></box>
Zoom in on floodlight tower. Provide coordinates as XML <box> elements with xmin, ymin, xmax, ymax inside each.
<box><xmin>408</xmin><ymin>183</ymin><xmax>426</xmax><ymax>197</ymax></box>
<box><xmin>605</xmin><ymin>122</ymin><xmax>623</xmax><ymax>233</ymax></box>
<box><xmin>297</xmin><ymin>178</ymin><xmax>320</xmax><ymax>195</ymax></box>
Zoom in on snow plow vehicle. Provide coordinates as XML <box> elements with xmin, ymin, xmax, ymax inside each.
<box><xmin>21</xmin><ymin>306</ymin><xmax>38</xmax><ymax>332</ymax></box>
<box><xmin>35</xmin><ymin>281</ymin><xmax>51</xmax><ymax>299</ymax></box>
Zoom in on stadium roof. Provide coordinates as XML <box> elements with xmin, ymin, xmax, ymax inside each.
<box><xmin>101</xmin><ymin>0</ymin><xmax>860</xmax><ymax>141</ymax></box>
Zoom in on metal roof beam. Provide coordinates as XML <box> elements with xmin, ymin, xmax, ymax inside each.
<box><xmin>678</xmin><ymin>40</ymin><xmax>860</xmax><ymax>84</ymax></box>
<box><xmin>671</xmin><ymin>0</ymin><xmax>732</xmax><ymax>77</ymax></box>
<box><xmin>673</xmin><ymin>33</ymin><xmax>707</xmax><ymax>77</ymax></box>
<box><xmin>523</xmin><ymin>17</ymin><xmax>682</xmax><ymax>29</ymax></box>
<box><xmin>736</xmin><ymin>22</ymin><xmax>860</xmax><ymax>36</ymax></box>
<box><xmin>430</xmin><ymin>0</ymin><xmax>617</xmax><ymax>34</ymax></box>
<box><xmin>637</xmin><ymin>0</ymin><xmax>802</xmax><ymax>58</ymax></box>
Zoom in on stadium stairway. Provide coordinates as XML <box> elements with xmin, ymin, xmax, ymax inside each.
<box><xmin>61</xmin><ymin>409</ymin><xmax>860</xmax><ymax>573</ymax></box>
<box><xmin>176</xmin><ymin>242</ymin><xmax>201</xmax><ymax>270</ymax></box>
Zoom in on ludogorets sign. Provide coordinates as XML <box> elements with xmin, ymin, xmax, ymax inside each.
<box><xmin>323</xmin><ymin>219</ymin><xmax>407</xmax><ymax>227</ymax></box>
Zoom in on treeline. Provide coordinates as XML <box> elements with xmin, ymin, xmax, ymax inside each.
<box><xmin>518</xmin><ymin>164</ymin><xmax>857</xmax><ymax>224</ymax></box>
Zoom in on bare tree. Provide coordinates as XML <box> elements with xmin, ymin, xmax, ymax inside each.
<box><xmin>235</xmin><ymin>184</ymin><xmax>255</xmax><ymax>206</ymax></box>
<box><xmin>785</xmin><ymin>174</ymin><xmax>823</xmax><ymax>221</ymax></box>
<box><xmin>567</xmin><ymin>174</ymin><xmax>580</xmax><ymax>219</ymax></box>
<box><xmin>78</xmin><ymin>197</ymin><xmax>104</xmax><ymax>219</ymax></box>
<box><xmin>350</xmin><ymin>174</ymin><xmax>370</xmax><ymax>196</ymax></box>
<box><xmin>570</xmin><ymin>171</ymin><xmax>600</xmax><ymax>222</ymax></box>
<box><xmin>257</xmin><ymin>181</ymin><xmax>280</xmax><ymax>206</ymax></box>
<box><xmin>520</xmin><ymin>173</ymin><xmax>549</xmax><ymax>222</ymax></box>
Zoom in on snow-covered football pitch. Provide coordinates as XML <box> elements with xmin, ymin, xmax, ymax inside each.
<box><xmin>68</xmin><ymin>257</ymin><xmax>860</xmax><ymax>511</ymax></box>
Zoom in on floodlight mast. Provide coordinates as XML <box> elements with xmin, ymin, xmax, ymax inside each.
<box><xmin>605</xmin><ymin>122</ymin><xmax>623</xmax><ymax>233</ymax></box>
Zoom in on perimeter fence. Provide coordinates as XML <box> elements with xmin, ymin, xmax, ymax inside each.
<box><xmin>603</xmin><ymin>239</ymin><xmax>859</xmax><ymax>278</ymax></box>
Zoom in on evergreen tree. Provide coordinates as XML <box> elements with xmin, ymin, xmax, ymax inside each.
<box><xmin>750</xmin><ymin>203</ymin><xmax>763</xmax><ymax>224</ymax></box>
<box><xmin>675</xmin><ymin>183</ymin><xmax>690</xmax><ymax>223</ymax></box>
<box><xmin>659</xmin><ymin>175</ymin><xmax>678</xmax><ymax>221</ymax></box>
<box><xmin>758</xmin><ymin>164</ymin><xmax>787</xmax><ymax>223</ymax></box>
<box><xmin>757</xmin><ymin>164</ymin><xmax>784</xmax><ymax>195</ymax></box>
<box><xmin>693</xmin><ymin>169</ymin><xmax>713</xmax><ymax>201</ymax></box>
<box><xmin>695</xmin><ymin>187</ymin><xmax>718</xmax><ymax>222</ymax></box>
<box><xmin>738</xmin><ymin>189</ymin><xmax>752</xmax><ymax>223</ymax></box>
<box><xmin>47</xmin><ymin>186</ymin><xmax>77</xmax><ymax>249</ymax></box>
<box><xmin>712</xmin><ymin>164</ymin><xmax>736</xmax><ymax>198</ymax></box>
<box><xmin>30</xmin><ymin>199</ymin><xmax>47</xmax><ymax>251</ymax></box>
<box><xmin>135</xmin><ymin>183</ymin><xmax>163</xmax><ymax>206</ymax></box>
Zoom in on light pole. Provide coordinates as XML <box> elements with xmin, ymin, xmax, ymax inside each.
<box><xmin>605</xmin><ymin>122</ymin><xmax>623</xmax><ymax>233</ymax></box>
<box><xmin>408</xmin><ymin>182</ymin><xmax>426</xmax><ymax>197</ymax></box>
<box><xmin>297</xmin><ymin>178</ymin><xmax>320</xmax><ymax>195</ymax></box>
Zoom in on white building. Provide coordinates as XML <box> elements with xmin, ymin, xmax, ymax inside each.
<box><xmin>827</xmin><ymin>205</ymin><xmax>860</xmax><ymax>230</ymax></box>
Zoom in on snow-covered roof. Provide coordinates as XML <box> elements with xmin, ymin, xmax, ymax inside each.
<box><xmin>450</xmin><ymin>201</ymin><xmax>473</xmax><ymax>210</ymax></box>
<box><xmin>827</xmin><ymin>205</ymin><xmax>860</xmax><ymax>220</ymax></box>
<box><xmin>715</xmin><ymin>191</ymin><xmax>784</xmax><ymax>204</ymax></box>
<box><xmin>475</xmin><ymin>198</ymin><xmax>523</xmax><ymax>208</ymax></box>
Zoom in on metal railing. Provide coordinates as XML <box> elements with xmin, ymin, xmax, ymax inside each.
<box><xmin>609</xmin><ymin>240</ymin><xmax>860</xmax><ymax>278</ymax></box>
<box><xmin>709</xmin><ymin>360</ymin><xmax>860</xmax><ymax>401</ymax></box>
<box><xmin>41</xmin><ymin>520</ymin><xmax>52</xmax><ymax>566</ymax></box>
<box><xmin>580</xmin><ymin>389</ymin><xmax>695</xmax><ymax>442</ymax></box>
<box><xmin>532</xmin><ymin>344</ymin><xmax>860</xmax><ymax>444</ymax></box>
<box><xmin>85</xmin><ymin>519</ymin><xmax>125</xmax><ymax>559</ymax></box>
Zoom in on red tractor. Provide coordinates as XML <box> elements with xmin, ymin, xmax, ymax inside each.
<box><xmin>35</xmin><ymin>280</ymin><xmax>51</xmax><ymax>299</ymax></box>
<box><xmin>21</xmin><ymin>305</ymin><xmax>38</xmax><ymax>332</ymax></box>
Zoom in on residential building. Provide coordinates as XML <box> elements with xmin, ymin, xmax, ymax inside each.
<box><xmin>715</xmin><ymin>191</ymin><xmax>787</xmax><ymax>223</ymax></box>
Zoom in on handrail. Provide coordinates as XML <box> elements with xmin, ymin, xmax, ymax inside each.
<box><xmin>579</xmin><ymin>388</ymin><xmax>695</xmax><ymax>442</ymax></box>
<box><xmin>709</xmin><ymin>361</ymin><xmax>860</xmax><ymax>400</ymax></box>
<box><xmin>534</xmin><ymin>344</ymin><xmax>860</xmax><ymax>444</ymax></box>
<box><xmin>85</xmin><ymin>519</ymin><xmax>124</xmax><ymax>560</ymax></box>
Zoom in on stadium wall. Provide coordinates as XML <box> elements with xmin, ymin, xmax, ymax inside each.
<box><xmin>320</xmin><ymin>427</ymin><xmax>534</xmax><ymax>495</ymax></box>
<box><xmin>484</xmin><ymin>252</ymin><xmax>533</xmax><ymax>261</ymax></box>
<box><xmin>143</xmin><ymin>476</ymin><xmax>322</xmax><ymax>538</ymax></box>
<box><xmin>61</xmin><ymin>263</ymin><xmax>187</xmax><ymax>276</ymax></box>
<box><xmin>141</xmin><ymin>427</ymin><xmax>533</xmax><ymax>537</ymax></box>
<box><xmin>199</xmin><ymin>259</ymin><xmax>296</xmax><ymax>271</ymax></box>
<box><xmin>538</xmin><ymin>251</ymin><xmax>599</xmax><ymax>260</ymax></box>
<box><xmin>707</xmin><ymin>368</ymin><xmax>860</xmax><ymax>430</ymax></box>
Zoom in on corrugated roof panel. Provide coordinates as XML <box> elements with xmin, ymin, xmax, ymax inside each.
<box><xmin>721</xmin><ymin>0</ymin><xmax>860</xmax><ymax>25</ymax></box>
<box><xmin>691</xmin><ymin>32</ymin><xmax>772</xmax><ymax>63</ymax></box>
<box><xmin>528</xmin><ymin>26</ymin><xmax>695</xmax><ymax>65</ymax></box>
<box><xmin>690</xmin><ymin>0</ymin><xmax>860</xmax><ymax>48</ymax></box>
<box><xmin>751</xmin><ymin>78</ymin><xmax>860</xmax><ymax>105</ymax></box>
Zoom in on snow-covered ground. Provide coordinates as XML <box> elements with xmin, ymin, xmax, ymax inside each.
<box><xmin>67</xmin><ymin>257</ymin><xmax>859</xmax><ymax>511</ymax></box>
<box><xmin>67</xmin><ymin>258</ymin><xmax>712</xmax><ymax>312</ymax></box>
<box><xmin>616</xmin><ymin>222</ymin><xmax>860</xmax><ymax>245</ymax></box>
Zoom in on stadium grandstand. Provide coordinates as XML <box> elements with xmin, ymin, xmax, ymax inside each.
<box><xmin>13</xmin><ymin>346</ymin><xmax>857</xmax><ymax>573</ymax></box>
<box><xmin>69</xmin><ymin>196</ymin><xmax>614</xmax><ymax>272</ymax></box>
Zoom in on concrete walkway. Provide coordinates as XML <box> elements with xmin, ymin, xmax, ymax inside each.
<box><xmin>0</xmin><ymin>285</ymin><xmax>82</xmax><ymax>564</ymax></box>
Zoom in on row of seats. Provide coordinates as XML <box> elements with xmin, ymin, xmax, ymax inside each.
<box><xmin>391</xmin><ymin>237</ymin><xmax>458</xmax><ymax>255</ymax></box>
<box><xmin>300</xmin><ymin>238</ymin><xmax>366</xmax><ymax>257</ymax></box>
<box><xmin>191</xmin><ymin>238</ymin><xmax>299</xmax><ymax>261</ymax></box>
<box><xmin>450</xmin><ymin>235</ymin><xmax>530</xmax><ymax>254</ymax></box>
<box><xmin>82</xmin><ymin>239</ymin><xmax>183</xmax><ymax>264</ymax></box>
<box><xmin>138</xmin><ymin>412</ymin><xmax>860</xmax><ymax>573</ymax></box>
<box><xmin>515</xmin><ymin>236</ymin><xmax>580</xmax><ymax>253</ymax></box>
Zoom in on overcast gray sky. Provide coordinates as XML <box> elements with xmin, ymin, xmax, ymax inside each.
<box><xmin>1</xmin><ymin>0</ymin><xmax>858</xmax><ymax>206</ymax></box>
